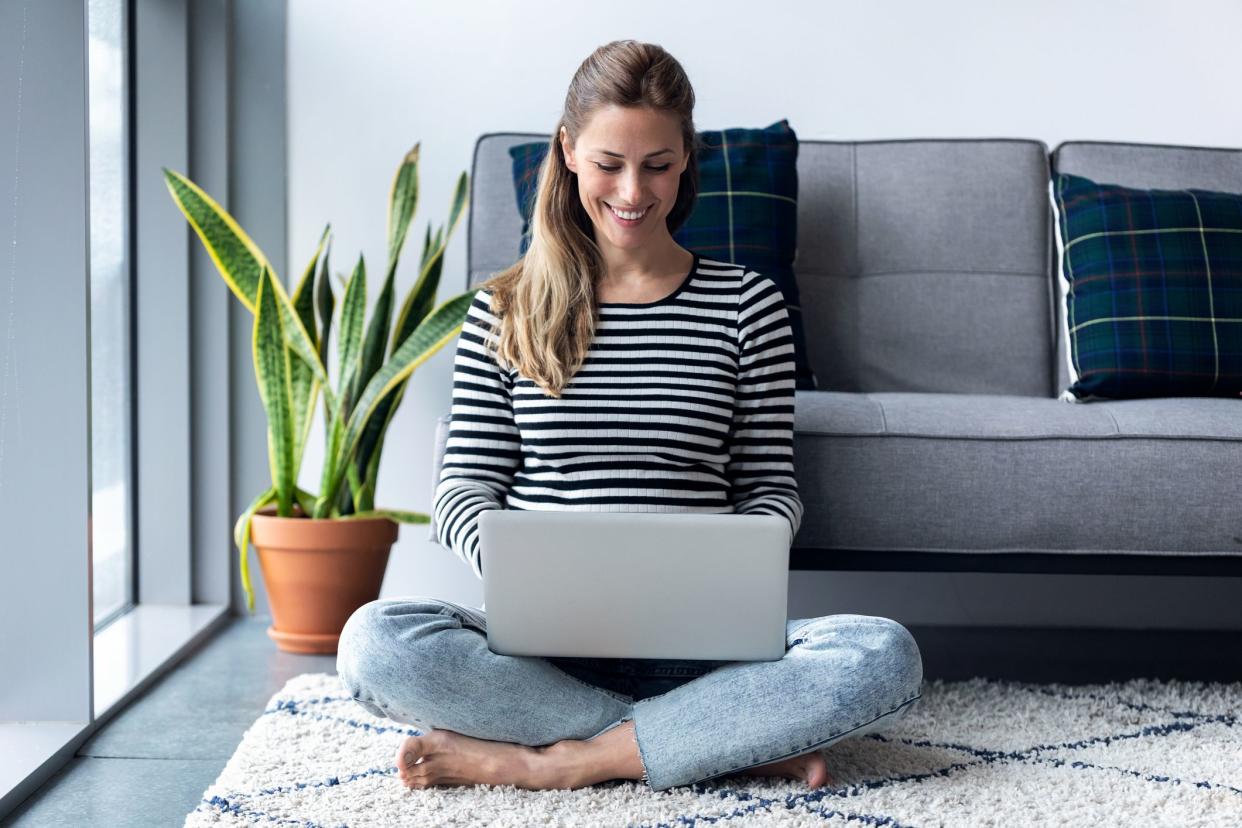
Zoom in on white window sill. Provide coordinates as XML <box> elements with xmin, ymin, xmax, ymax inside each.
<box><xmin>0</xmin><ymin>603</ymin><xmax>229</xmax><ymax>819</ymax></box>
<box><xmin>93</xmin><ymin>604</ymin><xmax>229</xmax><ymax>714</ymax></box>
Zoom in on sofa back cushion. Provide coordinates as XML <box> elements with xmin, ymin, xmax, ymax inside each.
<box><xmin>469</xmin><ymin>135</ymin><xmax>1055</xmax><ymax>395</ymax></box>
<box><xmin>795</xmin><ymin>139</ymin><xmax>1054</xmax><ymax>395</ymax></box>
<box><xmin>469</xmin><ymin>133</ymin><xmax>542</xmax><ymax>289</ymax></box>
<box><xmin>1051</xmin><ymin>141</ymin><xmax>1242</xmax><ymax>394</ymax></box>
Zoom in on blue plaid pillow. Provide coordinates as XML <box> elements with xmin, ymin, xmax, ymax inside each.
<box><xmin>508</xmin><ymin>120</ymin><xmax>817</xmax><ymax>390</ymax></box>
<box><xmin>1053</xmin><ymin>172</ymin><xmax>1242</xmax><ymax>400</ymax></box>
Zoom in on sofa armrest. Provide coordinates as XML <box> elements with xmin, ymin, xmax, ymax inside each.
<box><xmin>428</xmin><ymin>412</ymin><xmax>452</xmax><ymax>542</ymax></box>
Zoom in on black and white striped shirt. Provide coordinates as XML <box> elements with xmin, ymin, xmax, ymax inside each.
<box><xmin>433</xmin><ymin>255</ymin><xmax>803</xmax><ymax>580</ymax></box>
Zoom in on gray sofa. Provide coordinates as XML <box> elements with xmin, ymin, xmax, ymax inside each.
<box><xmin>432</xmin><ymin>136</ymin><xmax>1242</xmax><ymax>576</ymax></box>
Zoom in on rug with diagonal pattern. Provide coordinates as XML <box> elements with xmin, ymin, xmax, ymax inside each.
<box><xmin>184</xmin><ymin>672</ymin><xmax>1241</xmax><ymax>827</ymax></box>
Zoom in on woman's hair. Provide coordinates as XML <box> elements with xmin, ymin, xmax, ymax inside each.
<box><xmin>478</xmin><ymin>40</ymin><xmax>699</xmax><ymax>398</ymax></box>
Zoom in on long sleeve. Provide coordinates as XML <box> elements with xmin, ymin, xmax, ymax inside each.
<box><xmin>432</xmin><ymin>290</ymin><xmax>521</xmax><ymax>579</ymax></box>
<box><xmin>725</xmin><ymin>270</ymin><xmax>804</xmax><ymax>541</ymax></box>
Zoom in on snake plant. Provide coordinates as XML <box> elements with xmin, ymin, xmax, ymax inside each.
<box><xmin>164</xmin><ymin>144</ymin><xmax>474</xmax><ymax>612</ymax></box>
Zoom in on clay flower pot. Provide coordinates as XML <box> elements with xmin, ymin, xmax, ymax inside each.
<box><xmin>249</xmin><ymin>504</ymin><xmax>398</xmax><ymax>654</ymax></box>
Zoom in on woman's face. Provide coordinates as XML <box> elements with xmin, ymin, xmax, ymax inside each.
<box><xmin>560</xmin><ymin>105</ymin><xmax>689</xmax><ymax>254</ymax></box>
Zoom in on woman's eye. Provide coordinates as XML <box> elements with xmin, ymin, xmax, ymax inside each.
<box><xmin>593</xmin><ymin>163</ymin><xmax>672</xmax><ymax>173</ymax></box>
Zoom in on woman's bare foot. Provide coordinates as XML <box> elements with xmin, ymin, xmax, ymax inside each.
<box><xmin>735</xmin><ymin>751</ymin><xmax>834</xmax><ymax>788</ymax></box>
<box><xmin>394</xmin><ymin>729</ymin><xmax>569</xmax><ymax>791</ymax></box>
<box><xmin>393</xmin><ymin>724</ymin><xmax>832</xmax><ymax>792</ymax></box>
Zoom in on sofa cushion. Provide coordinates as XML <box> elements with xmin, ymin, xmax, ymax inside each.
<box><xmin>792</xmin><ymin>391</ymin><xmax>1242</xmax><ymax>555</ymax></box>
<box><xmin>432</xmin><ymin>393</ymin><xmax>1242</xmax><ymax>554</ymax></box>
<box><xmin>1052</xmin><ymin>172</ymin><xmax>1242</xmax><ymax>400</ymax></box>
<box><xmin>1051</xmin><ymin>142</ymin><xmax>1242</xmax><ymax>397</ymax></box>
<box><xmin>506</xmin><ymin>120</ymin><xmax>817</xmax><ymax>390</ymax></box>
<box><xmin>794</xmin><ymin>140</ymin><xmax>1055</xmax><ymax>396</ymax></box>
<box><xmin>509</xmin><ymin>140</ymin><xmax>545</xmax><ymax>254</ymax></box>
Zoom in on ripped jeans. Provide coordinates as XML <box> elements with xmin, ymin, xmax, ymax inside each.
<box><xmin>335</xmin><ymin>596</ymin><xmax>924</xmax><ymax>792</ymax></box>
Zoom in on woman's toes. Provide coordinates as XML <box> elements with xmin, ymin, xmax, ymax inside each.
<box><xmin>395</xmin><ymin>735</ymin><xmax>429</xmax><ymax>782</ymax></box>
<box><xmin>804</xmin><ymin>753</ymin><xmax>834</xmax><ymax>788</ymax></box>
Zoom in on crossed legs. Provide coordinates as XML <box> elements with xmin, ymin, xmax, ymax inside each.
<box><xmin>336</xmin><ymin>597</ymin><xmax>922</xmax><ymax>792</ymax></box>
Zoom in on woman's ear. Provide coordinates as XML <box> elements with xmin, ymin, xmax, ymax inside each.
<box><xmin>560</xmin><ymin>127</ymin><xmax>577</xmax><ymax>174</ymax></box>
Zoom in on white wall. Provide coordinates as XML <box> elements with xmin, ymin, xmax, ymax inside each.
<box><xmin>286</xmin><ymin>0</ymin><xmax>1242</xmax><ymax>628</ymax></box>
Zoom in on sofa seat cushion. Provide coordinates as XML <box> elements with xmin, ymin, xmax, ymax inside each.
<box><xmin>793</xmin><ymin>392</ymin><xmax>1242</xmax><ymax>555</ymax></box>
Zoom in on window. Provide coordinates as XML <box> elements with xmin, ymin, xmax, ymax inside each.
<box><xmin>1</xmin><ymin>1</ymin><xmax>233</xmax><ymax>814</ymax></box>
<box><xmin>87</xmin><ymin>0</ymin><xmax>134</xmax><ymax>631</ymax></box>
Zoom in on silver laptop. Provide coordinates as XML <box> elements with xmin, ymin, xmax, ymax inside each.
<box><xmin>478</xmin><ymin>511</ymin><xmax>791</xmax><ymax>662</ymax></box>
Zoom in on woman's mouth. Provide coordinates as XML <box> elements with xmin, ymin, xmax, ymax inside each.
<box><xmin>605</xmin><ymin>202</ymin><xmax>649</xmax><ymax>227</ymax></box>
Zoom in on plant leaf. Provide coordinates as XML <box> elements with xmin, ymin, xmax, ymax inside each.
<box><xmin>392</xmin><ymin>245</ymin><xmax>445</xmax><ymax>357</ymax></box>
<box><xmin>316</xmin><ymin>242</ymin><xmax>336</xmax><ymax>438</ymax></box>
<box><xmin>351</xmin><ymin>176</ymin><xmax>471</xmax><ymax>506</ymax></box>
<box><xmin>419</xmin><ymin>222</ymin><xmax>432</xmax><ymax>270</ymax></box>
<box><xmin>232</xmin><ymin>486</ymin><xmax>277</xmax><ymax>615</ymax></box>
<box><xmin>338</xmin><ymin>508</ymin><xmax>430</xmax><ymax>524</ymax></box>
<box><xmin>359</xmin><ymin>388</ymin><xmax>410</xmax><ymax>516</ymax></box>
<box><xmin>163</xmin><ymin>168</ymin><xmax>338</xmax><ymax>415</ymax></box>
<box><xmin>163</xmin><ymin>167</ymin><xmax>268</xmax><ymax>314</ymax></box>
<box><xmin>315</xmin><ymin>414</ymin><xmax>345</xmax><ymax>519</ymax></box>
<box><xmin>294</xmin><ymin>486</ymin><xmax>316</xmax><ymax>517</ymax></box>
<box><xmin>253</xmin><ymin>266</ymin><xmax>296</xmax><ymax>516</ymax></box>
<box><xmin>359</xmin><ymin>441</ymin><xmax>380</xmax><ymax>513</ymax></box>
<box><xmin>316</xmin><ymin>240</ymin><xmax>335</xmax><ymax>379</ymax></box>
<box><xmin>392</xmin><ymin>171</ymin><xmax>470</xmax><ymax>357</ymax></box>
<box><xmin>444</xmin><ymin>171</ymin><xmax>469</xmax><ymax>246</ymax></box>
<box><xmin>324</xmin><ymin>292</ymin><xmax>475</xmax><ymax>504</ymax></box>
<box><xmin>337</xmin><ymin>255</ymin><xmax>367</xmax><ymax>419</ymax></box>
<box><xmin>289</xmin><ymin>228</ymin><xmax>328</xmax><ymax>480</ymax></box>
<box><xmin>346</xmin><ymin>461</ymin><xmax>365</xmax><ymax>514</ymax></box>
<box><xmin>348</xmin><ymin>258</ymin><xmax>396</xmax><ymax>428</ymax></box>
<box><xmin>354</xmin><ymin>379</ymin><xmax>405</xmax><ymax>510</ymax></box>
<box><xmin>387</xmin><ymin>143</ymin><xmax>419</xmax><ymax>269</ymax></box>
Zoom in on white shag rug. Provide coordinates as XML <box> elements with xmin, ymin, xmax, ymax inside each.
<box><xmin>184</xmin><ymin>672</ymin><xmax>1241</xmax><ymax>827</ymax></box>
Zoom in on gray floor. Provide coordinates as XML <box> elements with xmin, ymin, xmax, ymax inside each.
<box><xmin>5</xmin><ymin>616</ymin><xmax>1239</xmax><ymax>827</ymax></box>
<box><xmin>4</xmin><ymin>616</ymin><xmax>336</xmax><ymax>828</ymax></box>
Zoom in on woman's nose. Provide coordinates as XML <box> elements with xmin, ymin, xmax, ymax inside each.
<box><xmin>618</xmin><ymin>169</ymin><xmax>644</xmax><ymax>205</ymax></box>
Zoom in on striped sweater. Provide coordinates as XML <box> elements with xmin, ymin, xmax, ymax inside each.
<box><xmin>433</xmin><ymin>255</ymin><xmax>803</xmax><ymax>580</ymax></box>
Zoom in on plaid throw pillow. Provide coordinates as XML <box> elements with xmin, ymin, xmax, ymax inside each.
<box><xmin>508</xmin><ymin>120</ymin><xmax>817</xmax><ymax>390</ymax></box>
<box><xmin>1053</xmin><ymin>172</ymin><xmax>1242</xmax><ymax>400</ymax></box>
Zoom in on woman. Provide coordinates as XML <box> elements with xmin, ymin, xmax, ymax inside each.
<box><xmin>336</xmin><ymin>39</ymin><xmax>924</xmax><ymax>794</ymax></box>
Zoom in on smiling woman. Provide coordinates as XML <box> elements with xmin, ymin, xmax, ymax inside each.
<box><xmin>476</xmin><ymin>40</ymin><xmax>701</xmax><ymax>398</ymax></box>
<box><xmin>559</xmin><ymin>106</ymin><xmax>688</xmax><ymax>260</ymax></box>
<box><xmin>558</xmin><ymin>105</ymin><xmax>695</xmax><ymax>305</ymax></box>
<box><xmin>338</xmin><ymin>37</ymin><xmax>922</xmax><ymax>798</ymax></box>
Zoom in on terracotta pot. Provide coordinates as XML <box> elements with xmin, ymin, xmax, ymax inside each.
<box><xmin>249</xmin><ymin>504</ymin><xmax>398</xmax><ymax>654</ymax></box>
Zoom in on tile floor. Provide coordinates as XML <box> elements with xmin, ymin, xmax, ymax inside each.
<box><xmin>5</xmin><ymin>616</ymin><xmax>335</xmax><ymax>828</ymax></box>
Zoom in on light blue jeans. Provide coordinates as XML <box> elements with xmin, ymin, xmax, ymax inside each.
<box><xmin>335</xmin><ymin>596</ymin><xmax>924</xmax><ymax>792</ymax></box>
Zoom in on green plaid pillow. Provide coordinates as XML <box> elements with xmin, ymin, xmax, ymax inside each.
<box><xmin>508</xmin><ymin>120</ymin><xmax>817</xmax><ymax>390</ymax></box>
<box><xmin>1053</xmin><ymin>172</ymin><xmax>1242</xmax><ymax>400</ymax></box>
